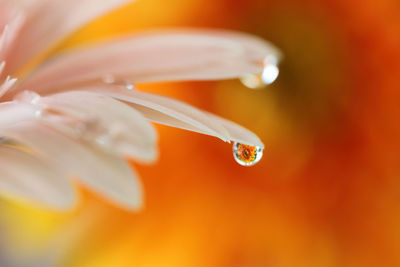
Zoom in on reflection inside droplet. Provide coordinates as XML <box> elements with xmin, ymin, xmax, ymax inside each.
<box><xmin>240</xmin><ymin>56</ymin><xmax>279</xmax><ymax>89</ymax></box>
<box><xmin>233</xmin><ymin>142</ymin><xmax>263</xmax><ymax>166</ymax></box>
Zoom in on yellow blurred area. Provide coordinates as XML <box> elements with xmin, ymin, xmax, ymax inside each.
<box><xmin>2</xmin><ymin>0</ymin><xmax>400</xmax><ymax>266</ymax></box>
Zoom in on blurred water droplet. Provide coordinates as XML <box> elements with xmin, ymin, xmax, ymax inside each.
<box><xmin>95</xmin><ymin>133</ymin><xmax>113</xmax><ymax>147</ymax></box>
<box><xmin>261</xmin><ymin>63</ymin><xmax>279</xmax><ymax>85</ymax></box>
<box><xmin>102</xmin><ymin>74</ymin><xmax>135</xmax><ymax>90</ymax></box>
<box><xmin>240</xmin><ymin>56</ymin><xmax>279</xmax><ymax>89</ymax></box>
<box><xmin>233</xmin><ymin>142</ymin><xmax>263</xmax><ymax>166</ymax></box>
<box><xmin>75</xmin><ymin>117</ymin><xmax>123</xmax><ymax>150</ymax></box>
<box><xmin>34</xmin><ymin>109</ymin><xmax>43</xmax><ymax>118</ymax></box>
<box><xmin>125</xmin><ymin>83</ymin><xmax>134</xmax><ymax>90</ymax></box>
<box><xmin>14</xmin><ymin>90</ymin><xmax>41</xmax><ymax>104</ymax></box>
<box><xmin>240</xmin><ymin>72</ymin><xmax>265</xmax><ymax>89</ymax></box>
<box><xmin>102</xmin><ymin>74</ymin><xmax>115</xmax><ymax>84</ymax></box>
<box><xmin>95</xmin><ymin>125</ymin><xmax>122</xmax><ymax>147</ymax></box>
<box><xmin>14</xmin><ymin>90</ymin><xmax>45</xmax><ymax>118</ymax></box>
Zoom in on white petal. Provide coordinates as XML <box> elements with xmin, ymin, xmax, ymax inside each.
<box><xmin>17</xmin><ymin>30</ymin><xmax>281</xmax><ymax>94</ymax></box>
<box><xmin>92</xmin><ymin>85</ymin><xmax>264</xmax><ymax>148</ymax></box>
<box><xmin>2</xmin><ymin>121</ymin><xmax>144</xmax><ymax>211</ymax></box>
<box><xmin>0</xmin><ymin>100</ymin><xmax>35</xmax><ymax>128</ymax></box>
<box><xmin>40</xmin><ymin>90</ymin><xmax>158</xmax><ymax>163</ymax></box>
<box><xmin>0</xmin><ymin>145</ymin><xmax>76</xmax><ymax>210</ymax></box>
<box><xmin>4</xmin><ymin>0</ymin><xmax>132</xmax><ymax>74</ymax></box>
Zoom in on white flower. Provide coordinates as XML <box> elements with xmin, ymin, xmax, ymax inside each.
<box><xmin>0</xmin><ymin>0</ymin><xmax>280</xmax><ymax>211</ymax></box>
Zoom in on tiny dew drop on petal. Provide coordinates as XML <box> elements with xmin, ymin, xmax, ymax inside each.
<box><xmin>14</xmin><ymin>90</ymin><xmax>41</xmax><ymax>105</ymax></box>
<box><xmin>14</xmin><ymin>90</ymin><xmax>45</xmax><ymax>118</ymax></box>
<box><xmin>102</xmin><ymin>74</ymin><xmax>116</xmax><ymax>84</ymax></box>
<box><xmin>102</xmin><ymin>74</ymin><xmax>135</xmax><ymax>90</ymax></box>
<box><xmin>233</xmin><ymin>142</ymin><xmax>263</xmax><ymax>166</ymax></box>
<box><xmin>240</xmin><ymin>56</ymin><xmax>279</xmax><ymax>89</ymax></box>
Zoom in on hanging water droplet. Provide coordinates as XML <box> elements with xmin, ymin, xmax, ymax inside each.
<box><xmin>233</xmin><ymin>142</ymin><xmax>263</xmax><ymax>166</ymax></box>
<box><xmin>240</xmin><ymin>56</ymin><xmax>279</xmax><ymax>89</ymax></box>
<box><xmin>240</xmin><ymin>72</ymin><xmax>264</xmax><ymax>89</ymax></box>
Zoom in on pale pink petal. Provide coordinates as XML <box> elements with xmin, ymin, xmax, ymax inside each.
<box><xmin>5</xmin><ymin>0</ymin><xmax>132</xmax><ymax>74</ymax></box>
<box><xmin>0</xmin><ymin>145</ymin><xmax>76</xmax><ymax>209</ymax></box>
<box><xmin>17</xmin><ymin>30</ymin><xmax>281</xmax><ymax>94</ymax></box>
<box><xmin>0</xmin><ymin>14</ymin><xmax>25</xmax><ymax>63</ymax></box>
<box><xmin>38</xmin><ymin>90</ymin><xmax>158</xmax><ymax>163</ymax></box>
<box><xmin>0</xmin><ymin>100</ymin><xmax>36</xmax><ymax>127</ymax></box>
<box><xmin>92</xmin><ymin>85</ymin><xmax>264</xmax><ymax>148</ymax></box>
<box><xmin>92</xmin><ymin>85</ymin><xmax>231</xmax><ymax>142</ymax></box>
<box><xmin>2</xmin><ymin>120</ymin><xmax>143</xmax><ymax>211</ymax></box>
<box><xmin>204</xmin><ymin>111</ymin><xmax>264</xmax><ymax>148</ymax></box>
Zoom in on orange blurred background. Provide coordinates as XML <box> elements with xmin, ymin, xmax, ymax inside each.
<box><xmin>1</xmin><ymin>0</ymin><xmax>400</xmax><ymax>266</ymax></box>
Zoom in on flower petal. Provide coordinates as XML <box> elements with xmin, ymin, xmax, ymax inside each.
<box><xmin>0</xmin><ymin>144</ymin><xmax>76</xmax><ymax>210</ymax></box>
<box><xmin>2</xmin><ymin>120</ymin><xmax>144</xmax><ymax>211</ymax></box>
<box><xmin>204</xmin><ymin>111</ymin><xmax>264</xmax><ymax>148</ymax></box>
<box><xmin>17</xmin><ymin>30</ymin><xmax>281</xmax><ymax>94</ymax></box>
<box><xmin>0</xmin><ymin>100</ymin><xmax>35</xmax><ymax>127</ymax></box>
<box><xmin>0</xmin><ymin>13</ymin><xmax>24</xmax><ymax>64</ymax></box>
<box><xmin>39</xmin><ymin>90</ymin><xmax>158</xmax><ymax>163</ymax></box>
<box><xmin>92</xmin><ymin>85</ymin><xmax>264</xmax><ymax>148</ymax></box>
<box><xmin>4</xmin><ymin>0</ymin><xmax>132</xmax><ymax>74</ymax></box>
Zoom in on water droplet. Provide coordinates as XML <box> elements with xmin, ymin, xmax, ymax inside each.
<box><xmin>34</xmin><ymin>109</ymin><xmax>43</xmax><ymax>118</ymax></box>
<box><xmin>95</xmin><ymin>133</ymin><xmax>113</xmax><ymax>147</ymax></box>
<box><xmin>124</xmin><ymin>83</ymin><xmax>134</xmax><ymax>90</ymax></box>
<box><xmin>14</xmin><ymin>90</ymin><xmax>41</xmax><ymax>104</ymax></box>
<box><xmin>73</xmin><ymin>117</ymin><xmax>124</xmax><ymax>150</ymax></box>
<box><xmin>102</xmin><ymin>74</ymin><xmax>135</xmax><ymax>90</ymax></box>
<box><xmin>240</xmin><ymin>56</ymin><xmax>279</xmax><ymax>89</ymax></box>
<box><xmin>102</xmin><ymin>74</ymin><xmax>115</xmax><ymax>84</ymax></box>
<box><xmin>95</xmin><ymin>125</ymin><xmax>123</xmax><ymax>148</ymax></box>
<box><xmin>233</xmin><ymin>142</ymin><xmax>263</xmax><ymax>166</ymax></box>
<box><xmin>14</xmin><ymin>90</ymin><xmax>46</xmax><ymax>118</ymax></box>
<box><xmin>240</xmin><ymin>72</ymin><xmax>267</xmax><ymax>89</ymax></box>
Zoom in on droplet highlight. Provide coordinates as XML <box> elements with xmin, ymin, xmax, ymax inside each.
<box><xmin>233</xmin><ymin>142</ymin><xmax>263</xmax><ymax>166</ymax></box>
<box><xmin>261</xmin><ymin>63</ymin><xmax>279</xmax><ymax>85</ymax></box>
<box><xmin>240</xmin><ymin>56</ymin><xmax>279</xmax><ymax>89</ymax></box>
